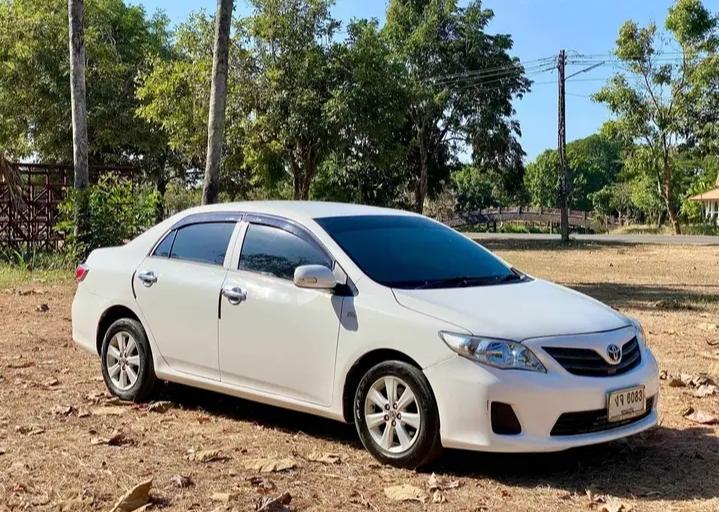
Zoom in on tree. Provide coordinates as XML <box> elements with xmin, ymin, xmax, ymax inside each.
<box><xmin>383</xmin><ymin>0</ymin><xmax>529</xmax><ymax>212</ymax></box>
<box><xmin>0</xmin><ymin>0</ymin><xmax>172</xmax><ymax>163</ymax></box>
<box><xmin>241</xmin><ymin>0</ymin><xmax>341</xmax><ymax>200</ymax></box>
<box><xmin>525</xmin><ymin>134</ymin><xmax>624</xmax><ymax>211</ymax></box>
<box><xmin>67</xmin><ymin>0</ymin><xmax>90</xmax><ymax>245</ymax></box>
<box><xmin>202</xmin><ymin>0</ymin><xmax>234</xmax><ymax>205</ymax></box>
<box><xmin>593</xmin><ymin>0</ymin><xmax>718</xmax><ymax>234</ymax></box>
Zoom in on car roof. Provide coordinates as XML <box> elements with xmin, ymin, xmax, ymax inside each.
<box><xmin>180</xmin><ymin>200</ymin><xmax>420</xmax><ymax>224</ymax></box>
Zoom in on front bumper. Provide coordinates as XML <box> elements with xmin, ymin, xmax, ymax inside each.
<box><xmin>424</xmin><ymin>344</ymin><xmax>659</xmax><ymax>452</ymax></box>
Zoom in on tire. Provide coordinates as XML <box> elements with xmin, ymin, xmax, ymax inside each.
<box><xmin>354</xmin><ymin>361</ymin><xmax>442</xmax><ymax>469</ymax></box>
<box><xmin>100</xmin><ymin>318</ymin><xmax>157</xmax><ymax>402</ymax></box>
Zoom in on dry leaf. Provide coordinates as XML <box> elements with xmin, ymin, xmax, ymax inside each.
<box><xmin>693</xmin><ymin>384</ymin><xmax>718</xmax><ymax>398</ymax></box>
<box><xmin>36</xmin><ymin>303</ymin><xmax>49</xmax><ymax>312</ymax></box>
<box><xmin>169</xmin><ymin>475</ymin><xmax>194</xmax><ymax>488</ymax></box>
<box><xmin>0</xmin><ymin>447</ymin><xmax>6</xmax><ymax>455</ymax></box>
<box><xmin>146</xmin><ymin>401</ymin><xmax>173</xmax><ymax>413</ymax></box>
<box><xmin>248</xmin><ymin>476</ymin><xmax>276</xmax><ymax>494</ymax></box>
<box><xmin>431</xmin><ymin>490</ymin><xmax>446</xmax><ymax>503</ymax></box>
<box><xmin>256</xmin><ymin>492</ymin><xmax>292</xmax><ymax>512</ymax></box>
<box><xmin>90</xmin><ymin>406</ymin><xmax>127</xmax><ymax>416</ymax></box>
<box><xmin>43</xmin><ymin>377</ymin><xmax>59</xmax><ymax>387</ymax></box>
<box><xmin>90</xmin><ymin>431</ymin><xmax>132</xmax><ymax>446</ymax></box>
<box><xmin>427</xmin><ymin>473</ymin><xmax>461</xmax><ymax>492</ymax></box>
<box><xmin>187</xmin><ymin>449</ymin><xmax>229</xmax><ymax>463</ymax></box>
<box><xmin>109</xmin><ymin>479</ymin><xmax>152</xmax><ymax>512</ymax></box>
<box><xmin>51</xmin><ymin>405</ymin><xmax>77</xmax><ymax>416</ymax></box>
<box><xmin>306</xmin><ymin>451</ymin><xmax>342</xmax><ymax>464</ymax></box>
<box><xmin>244</xmin><ymin>457</ymin><xmax>298</xmax><ymax>473</ymax></box>
<box><xmin>600</xmin><ymin>498</ymin><xmax>631</xmax><ymax>512</ymax></box>
<box><xmin>384</xmin><ymin>484</ymin><xmax>429</xmax><ymax>503</ymax></box>
<box><xmin>683</xmin><ymin>408</ymin><xmax>719</xmax><ymax>425</ymax></box>
<box><xmin>210</xmin><ymin>492</ymin><xmax>239</xmax><ymax>503</ymax></box>
<box><xmin>16</xmin><ymin>425</ymin><xmax>45</xmax><ymax>435</ymax></box>
<box><xmin>7</xmin><ymin>361</ymin><xmax>34</xmax><ymax>369</ymax></box>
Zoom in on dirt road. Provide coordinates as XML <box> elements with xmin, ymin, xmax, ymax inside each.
<box><xmin>1</xmin><ymin>241</ymin><xmax>718</xmax><ymax>511</ymax></box>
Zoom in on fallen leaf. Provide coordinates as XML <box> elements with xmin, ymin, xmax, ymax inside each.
<box><xmin>431</xmin><ymin>490</ymin><xmax>446</xmax><ymax>503</ymax></box>
<box><xmin>108</xmin><ymin>479</ymin><xmax>152</xmax><ymax>512</ymax></box>
<box><xmin>248</xmin><ymin>476</ymin><xmax>276</xmax><ymax>494</ymax></box>
<box><xmin>684</xmin><ymin>409</ymin><xmax>719</xmax><ymax>425</ymax></box>
<box><xmin>693</xmin><ymin>384</ymin><xmax>718</xmax><ymax>398</ymax></box>
<box><xmin>36</xmin><ymin>303</ymin><xmax>49</xmax><ymax>312</ymax></box>
<box><xmin>169</xmin><ymin>475</ymin><xmax>194</xmax><ymax>488</ymax></box>
<box><xmin>0</xmin><ymin>447</ymin><xmax>5</xmax><ymax>455</ymax></box>
<box><xmin>306</xmin><ymin>451</ymin><xmax>342</xmax><ymax>464</ymax></box>
<box><xmin>187</xmin><ymin>449</ymin><xmax>229</xmax><ymax>463</ymax></box>
<box><xmin>16</xmin><ymin>425</ymin><xmax>45</xmax><ymax>435</ymax></box>
<box><xmin>90</xmin><ymin>406</ymin><xmax>127</xmax><ymax>417</ymax></box>
<box><xmin>667</xmin><ymin>377</ymin><xmax>685</xmax><ymax>387</ymax></box>
<box><xmin>244</xmin><ymin>457</ymin><xmax>298</xmax><ymax>473</ymax></box>
<box><xmin>427</xmin><ymin>473</ymin><xmax>461</xmax><ymax>492</ymax></box>
<box><xmin>6</xmin><ymin>361</ymin><xmax>34</xmax><ymax>369</ymax></box>
<box><xmin>90</xmin><ymin>431</ymin><xmax>132</xmax><ymax>446</ymax></box>
<box><xmin>600</xmin><ymin>497</ymin><xmax>631</xmax><ymax>512</ymax></box>
<box><xmin>146</xmin><ymin>401</ymin><xmax>173</xmax><ymax>413</ymax></box>
<box><xmin>349</xmin><ymin>490</ymin><xmax>374</xmax><ymax>509</ymax></box>
<box><xmin>43</xmin><ymin>377</ymin><xmax>60</xmax><ymax>387</ymax></box>
<box><xmin>384</xmin><ymin>484</ymin><xmax>429</xmax><ymax>503</ymax></box>
<box><xmin>51</xmin><ymin>405</ymin><xmax>77</xmax><ymax>416</ymax></box>
<box><xmin>256</xmin><ymin>492</ymin><xmax>292</xmax><ymax>512</ymax></box>
<box><xmin>210</xmin><ymin>492</ymin><xmax>239</xmax><ymax>503</ymax></box>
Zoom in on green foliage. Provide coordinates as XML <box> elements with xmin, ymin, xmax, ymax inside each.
<box><xmin>592</xmin><ymin>0</ymin><xmax>718</xmax><ymax>233</ymax></box>
<box><xmin>56</xmin><ymin>175</ymin><xmax>159</xmax><ymax>255</ymax></box>
<box><xmin>525</xmin><ymin>134</ymin><xmax>624</xmax><ymax>211</ymax></box>
<box><xmin>0</xmin><ymin>0</ymin><xmax>172</xmax><ymax>163</ymax></box>
<box><xmin>383</xmin><ymin>0</ymin><xmax>530</xmax><ymax>211</ymax></box>
<box><xmin>451</xmin><ymin>165</ymin><xmax>501</xmax><ymax>213</ymax></box>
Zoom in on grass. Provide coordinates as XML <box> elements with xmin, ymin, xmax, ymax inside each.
<box><xmin>0</xmin><ymin>263</ymin><xmax>71</xmax><ymax>289</ymax></box>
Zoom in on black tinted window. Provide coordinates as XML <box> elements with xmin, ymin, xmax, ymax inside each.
<box><xmin>315</xmin><ymin>215</ymin><xmax>515</xmax><ymax>289</ymax></box>
<box><xmin>170</xmin><ymin>222</ymin><xmax>235</xmax><ymax>265</ymax></box>
<box><xmin>153</xmin><ymin>230</ymin><xmax>176</xmax><ymax>257</ymax></box>
<box><xmin>239</xmin><ymin>224</ymin><xmax>331</xmax><ymax>280</ymax></box>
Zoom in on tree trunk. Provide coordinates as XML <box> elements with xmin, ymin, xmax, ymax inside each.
<box><xmin>202</xmin><ymin>0</ymin><xmax>233</xmax><ymax>205</ymax></box>
<box><xmin>414</xmin><ymin>138</ymin><xmax>429</xmax><ymax>213</ymax></box>
<box><xmin>68</xmin><ymin>0</ymin><xmax>90</xmax><ymax>251</ymax></box>
<box><xmin>662</xmin><ymin>155</ymin><xmax>681</xmax><ymax>235</ymax></box>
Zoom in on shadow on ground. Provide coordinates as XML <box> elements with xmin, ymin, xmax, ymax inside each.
<box><xmin>161</xmin><ymin>384</ymin><xmax>719</xmax><ymax>502</ymax></box>
<box><xmin>569</xmin><ymin>282</ymin><xmax>719</xmax><ymax>311</ymax></box>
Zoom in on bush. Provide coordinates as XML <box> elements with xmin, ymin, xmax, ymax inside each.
<box><xmin>56</xmin><ymin>174</ymin><xmax>160</xmax><ymax>256</ymax></box>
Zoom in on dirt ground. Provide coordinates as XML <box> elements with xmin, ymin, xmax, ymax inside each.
<box><xmin>1</xmin><ymin>241</ymin><xmax>718</xmax><ymax>512</ymax></box>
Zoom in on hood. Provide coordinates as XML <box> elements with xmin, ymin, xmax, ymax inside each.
<box><xmin>392</xmin><ymin>278</ymin><xmax>628</xmax><ymax>341</ymax></box>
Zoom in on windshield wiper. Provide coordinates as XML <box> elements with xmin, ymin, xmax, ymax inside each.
<box><xmin>413</xmin><ymin>272</ymin><xmax>524</xmax><ymax>290</ymax></box>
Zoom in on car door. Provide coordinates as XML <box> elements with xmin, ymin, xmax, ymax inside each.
<box><xmin>218</xmin><ymin>220</ymin><xmax>343</xmax><ymax>406</ymax></box>
<box><xmin>134</xmin><ymin>221</ymin><xmax>239</xmax><ymax>381</ymax></box>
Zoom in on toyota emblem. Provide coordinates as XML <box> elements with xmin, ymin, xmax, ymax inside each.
<box><xmin>606</xmin><ymin>344</ymin><xmax>622</xmax><ymax>364</ymax></box>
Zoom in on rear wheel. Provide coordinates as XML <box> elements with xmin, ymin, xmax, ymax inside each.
<box><xmin>354</xmin><ymin>361</ymin><xmax>442</xmax><ymax>468</ymax></box>
<box><xmin>100</xmin><ymin>318</ymin><xmax>157</xmax><ymax>402</ymax></box>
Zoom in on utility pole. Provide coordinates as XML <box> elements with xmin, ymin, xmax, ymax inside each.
<box><xmin>557</xmin><ymin>49</ymin><xmax>569</xmax><ymax>243</ymax></box>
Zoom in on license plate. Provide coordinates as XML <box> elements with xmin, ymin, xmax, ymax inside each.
<box><xmin>607</xmin><ymin>385</ymin><xmax>646</xmax><ymax>422</ymax></box>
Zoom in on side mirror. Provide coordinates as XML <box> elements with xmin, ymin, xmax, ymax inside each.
<box><xmin>294</xmin><ymin>265</ymin><xmax>337</xmax><ymax>290</ymax></box>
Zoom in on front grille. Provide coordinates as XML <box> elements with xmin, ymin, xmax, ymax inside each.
<box><xmin>550</xmin><ymin>396</ymin><xmax>654</xmax><ymax>436</ymax></box>
<box><xmin>543</xmin><ymin>337</ymin><xmax>641</xmax><ymax>377</ymax></box>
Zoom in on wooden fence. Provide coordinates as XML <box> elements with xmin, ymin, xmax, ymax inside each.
<box><xmin>0</xmin><ymin>162</ymin><xmax>137</xmax><ymax>252</ymax></box>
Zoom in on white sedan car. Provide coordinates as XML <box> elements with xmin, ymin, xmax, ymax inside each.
<box><xmin>72</xmin><ymin>201</ymin><xmax>659</xmax><ymax>468</ymax></box>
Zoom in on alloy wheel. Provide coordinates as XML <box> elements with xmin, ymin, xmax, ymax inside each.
<box><xmin>364</xmin><ymin>376</ymin><xmax>421</xmax><ymax>453</ymax></box>
<box><xmin>105</xmin><ymin>331</ymin><xmax>141</xmax><ymax>391</ymax></box>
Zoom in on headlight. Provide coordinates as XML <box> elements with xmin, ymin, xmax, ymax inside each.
<box><xmin>439</xmin><ymin>332</ymin><xmax>546</xmax><ymax>373</ymax></box>
<box><xmin>628</xmin><ymin>317</ymin><xmax>647</xmax><ymax>346</ymax></box>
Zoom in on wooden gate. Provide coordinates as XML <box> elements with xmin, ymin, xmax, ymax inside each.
<box><xmin>0</xmin><ymin>163</ymin><xmax>137</xmax><ymax>251</ymax></box>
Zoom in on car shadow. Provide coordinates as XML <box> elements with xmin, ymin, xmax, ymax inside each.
<box><xmin>160</xmin><ymin>383</ymin><xmax>719</xmax><ymax>501</ymax></box>
<box><xmin>434</xmin><ymin>425</ymin><xmax>719</xmax><ymax>501</ymax></box>
<box><xmin>159</xmin><ymin>382</ymin><xmax>360</xmax><ymax>446</ymax></box>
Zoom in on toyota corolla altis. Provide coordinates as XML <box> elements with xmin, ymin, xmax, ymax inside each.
<box><xmin>72</xmin><ymin>201</ymin><xmax>659</xmax><ymax>468</ymax></box>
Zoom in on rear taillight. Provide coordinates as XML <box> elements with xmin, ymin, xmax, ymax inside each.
<box><xmin>75</xmin><ymin>264</ymin><xmax>89</xmax><ymax>282</ymax></box>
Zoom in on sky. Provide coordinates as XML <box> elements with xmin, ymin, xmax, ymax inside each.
<box><xmin>130</xmin><ymin>0</ymin><xmax>690</xmax><ymax>161</ymax></box>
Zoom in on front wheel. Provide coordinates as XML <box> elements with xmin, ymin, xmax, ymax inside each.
<box><xmin>100</xmin><ymin>318</ymin><xmax>157</xmax><ymax>402</ymax></box>
<box><xmin>354</xmin><ymin>361</ymin><xmax>442</xmax><ymax>468</ymax></box>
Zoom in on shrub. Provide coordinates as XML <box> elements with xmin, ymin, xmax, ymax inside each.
<box><xmin>56</xmin><ymin>174</ymin><xmax>160</xmax><ymax>256</ymax></box>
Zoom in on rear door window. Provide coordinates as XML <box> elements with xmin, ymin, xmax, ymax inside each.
<box><xmin>239</xmin><ymin>223</ymin><xmax>331</xmax><ymax>280</ymax></box>
<box><xmin>169</xmin><ymin>222</ymin><xmax>235</xmax><ymax>266</ymax></box>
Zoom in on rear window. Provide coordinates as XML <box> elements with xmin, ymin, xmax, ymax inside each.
<box><xmin>169</xmin><ymin>222</ymin><xmax>235</xmax><ymax>266</ymax></box>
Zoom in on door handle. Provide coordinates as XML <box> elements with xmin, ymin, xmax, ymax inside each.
<box><xmin>137</xmin><ymin>270</ymin><xmax>158</xmax><ymax>287</ymax></box>
<box><xmin>222</xmin><ymin>285</ymin><xmax>247</xmax><ymax>305</ymax></box>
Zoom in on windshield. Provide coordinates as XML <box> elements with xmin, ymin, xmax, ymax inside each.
<box><xmin>315</xmin><ymin>215</ymin><xmax>521</xmax><ymax>289</ymax></box>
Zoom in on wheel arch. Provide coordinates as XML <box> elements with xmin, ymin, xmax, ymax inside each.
<box><xmin>341</xmin><ymin>348</ymin><xmax>423</xmax><ymax>423</ymax></box>
<box><xmin>96</xmin><ymin>305</ymin><xmax>142</xmax><ymax>355</ymax></box>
